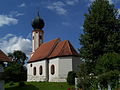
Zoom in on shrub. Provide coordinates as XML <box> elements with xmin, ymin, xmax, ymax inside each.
<box><xmin>19</xmin><ymin>81</ymin><xmax>25</xmax><ymax>87</ymax></box>
<box><xmin>67</xmin><ymin>71</ymin><xmax>76</xmax><ymax>85</ymax></box>
<box><xmin>9</xmin><ymin>81</ymin><xmax>14</xmax><ymax>86</ymax></box>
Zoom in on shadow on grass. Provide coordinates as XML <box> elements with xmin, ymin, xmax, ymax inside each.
<box><xmin>5</xmin><ymin>84</ymin><xmax>39</xmax><ymax>90</ymax></box>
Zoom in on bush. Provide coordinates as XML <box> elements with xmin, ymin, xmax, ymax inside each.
<box><xmin>9</xmin><ymin>81</ymin><xmax>14</xmax><ymax>86</ymax></box>
<box><xmin>19</xmin><ymin>81</ymin><xmax>25</xmax><ymax>87</ymax></box>
<box><xmin>67</xmin><ymin>71</ymin><xmax>76</xmax><ymax>85</ymax></box>
<box><xmin>98</xmin><ymin>70</ymin><xmax>120</xmax><ymax>89</ymax></box>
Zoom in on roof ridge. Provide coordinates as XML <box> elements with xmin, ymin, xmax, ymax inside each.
<box><xmin>34</xmin><ymin>38</ymin><xmax>60</xmax><ymax>52</ymax></box>
<box><xmin>57</xmin><ymin>40</ymin><xmax>68</xmax><ymax>56</ymax></box>
<box><xmin>67</xmin><ymin>41</ymin><xmax>73</xmax><ymax>54</ymax></box>
<box><xmin>45</xmin><ymin>38</ymin><xmax>60</xmax><ymax>58</ymax></box>
<box><xmin>42</xmin><ymin>38</ymin><xmax>60</xmax><ymax>45</ymax></box>
<box><xmin>67</xmin><ymin>41</ymin><xmax>78</xmax><ymax>55</ymax></box>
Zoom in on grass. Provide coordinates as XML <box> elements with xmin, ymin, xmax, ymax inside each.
<box><xmin>5</xmin><ymin>82</ymin><xmax>74</xmax><ymax>90</ymax></box>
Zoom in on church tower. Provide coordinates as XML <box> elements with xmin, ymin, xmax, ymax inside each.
<box><xmin>31</xmin><ymin>12</ymin><xmax>45</xmax><ymax>53</ymax></box>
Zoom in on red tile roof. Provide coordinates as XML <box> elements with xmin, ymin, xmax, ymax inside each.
<box><xmin>28</xmin><ymin>38</ymin><xmax>78</xmax><ymax>63</ymax></box>
<box><xmin>0</xmin><ymin>50</ymin><xmax>11</xmax><ymax>62</ymax></box>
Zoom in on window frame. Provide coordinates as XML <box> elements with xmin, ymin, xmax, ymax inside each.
<box><xmin>33</xmin><ymin>67</ymin><xmax>36</xmax><ymax>76</ymax></box>
<box><xmin>39</xmin><ymin>65</ymin><xmax>43</xmax><ymax>75</ymax></box>
<box><xmin>51</xmin><ymin>65</ymin><xmax>55</xmax><ymax>75</ymax></box>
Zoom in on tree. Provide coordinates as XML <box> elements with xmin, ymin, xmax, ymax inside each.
<box><xmin>96</xmin><ymin>52</ymin><xmax>120</xmax><ymax>89</ymax></box>
<box><xmin>8</xmin><ymin>50</ymin><xmax>27</xmax><ymax>65</ymax></box>
<box><xmin>4</xmin><ymin>50</ymin><xmax>27</xmax><ymax>82</ymax></box>
<box><xmin>96</xmin><ymin>52</ymin><xmax>120</xmax><ymax>74</ymax></box>
<box><xmin>79</xmin><ymin>0</ymin><xmax>120</xmax><ymax>73</ymax></box>
<box><xmin>67</xmin><ymin>71</ymin><xmax>76</xmax><ymax>85</ymax></box>
<box><xmin>4</xmin><ymin>62</ymin><xmax>27</xmax><ymax>82</ymax></box>
<box><xmin>77</xmin><ymin>63</ymin><xmax>91</xmax><ymax>90</ymax></box>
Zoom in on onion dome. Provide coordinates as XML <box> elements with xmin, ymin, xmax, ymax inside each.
<box><xmin>32</xmin><ymin>12</ymin><xmax>45</xmax><ymax>29</ymax></box>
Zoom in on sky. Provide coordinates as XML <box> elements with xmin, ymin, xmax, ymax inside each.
<box><xmin>0</xmin><ymin>0</ymin><xmax>120</xmax><ymax>56</ymax></box>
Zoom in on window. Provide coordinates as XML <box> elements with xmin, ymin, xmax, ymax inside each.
<box><xmin>39</xmin><ymin>66</ymin><xmax>43</xmax><ymax>75</ymax></box>
<box><xmin>33</xmin><ymin>67</ymin><xmax>36</xmax><ymax>76</ymax></box>
<box><xmin>30</xmin><ymin>64</ymin><xmax>32</xmax><ymax>67</ymax></box>
<box><xmin>39</xmin><ymin>35</ymin><xmax>42</xmax><ymax>39</ymax></box>
<box><xmin>51</xmin><ymin>65</ymin><xmax>55</xmax><ymax>75</ymax></box>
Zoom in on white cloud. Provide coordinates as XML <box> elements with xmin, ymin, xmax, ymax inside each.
<box><xmin>16</xmin><ymin>13</ymin><xmax>24</xmax><ymax>17</ymax></box>
<box><xmin>46</xmin><ymin>0</ymin><xmax>80</xmax><ymax>15</ymax></box>
<box><xmin>0</xmin><ymin>34</ymin><xmax>14</xmax><ymax>41</ymax></box>
<box><xmin>108</xmin><ymin>0</ymin><xmax>113</xmax><ymax>4</ymax></box>
<box><xmin>0</xmin><ymin>15</ymin><xmax>18</xmax><ymax>27</ymax></box>
<box><xmin>80</xmin><ymin>26</ymin><xmax>84</xmax><ymax>29</ymax></box>
<box><xmin>62</xmin><ymin>22</ymin><xmax>70</xmax><ymax>26</ymax></box>
<box><xmin>9</xmin><ymin>11</ymin><xmax>24</xmax><ymax>17</ymax></box>
<box><xmin>46</xmin><ymin>1</ymin><xmax>67</xmax><ymax>15</ymax></box>
<box><xmin>18</xmin><ymin>3</ymin><xmax>26</xmax><ymax>7</ymax></box>
<box><xmin>118</xmin><ymin>9</ymin><xmax>120</xmax><ymax>15</ymax></box>
<box><xmin>0</xmin><ymin>34</ymin><xmax>32</xmax><ymax>56</ymax></box>
<box><xmin>89</xmin><ymin>0</ymin><xmax>94</xmax><ymax>2</ymax></box>
<box><xmin>66</xmin><ymin>0</ymin><xmax>79</xmax><ymax>5</ymax></box>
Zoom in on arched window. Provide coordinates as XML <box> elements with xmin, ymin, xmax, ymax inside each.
<box><xmin>39</xmin><ymin>66</ymin><xmax>43</xmax><ymax>75</ymax></box>
<box><xmin>33</xmin><ymin>67</ymin><xmax>36</xmax><ymax>76</ymax></box>
<box><xmin>51</xmin><ymin>65</ymin><xmax>55</xmax><ymax>75</ymax></box>
<box><xmin>32</xmin><ymin>36</ymin><xmax>34</xmax><ymax>39</ymax></box>
<box><xmin>30</xmin><ymin>64</ymin><xmax>32</xmax><ymax>67</ymax></box>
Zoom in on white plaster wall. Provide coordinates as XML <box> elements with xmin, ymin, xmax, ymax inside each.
<box><xmin>32</xmin><ymin>32</ymin><xmax>35</xmax><ymax>52</ymax></box>
<box><xmin>72</xmin><ymin>57</ymin><xmax>81</xmax><ymax>72</ymax></box>
<box><xmin>49</xmin><ymin>58</ymin><xmax>59</xmax><ymax>82</ymax></box>
<box><xmin>27</xmin><ymin>60</ymin><xmax>47</xmax><ymax>82</ymax></box>
<box><xmin>58</xmin><ymin>57</ymin><xmax>73</xmax><ymax>82</ymax></box>
<box><xmin>32</xmin><ymin>32</ymin><xmax>40</xmax><ymax>52</ymax></box>
<box><xmin>49</xmin><ymin>57</ymin><xmax>73</xmax><ymax>82</ymax></box>
<box><xmin>35</xmin><ymin>32</ymin><xmax>39</xmax><ymax>50</ymax></box>
<box><xmin>27</xmin><ymin>56</ymin><xmax>81</xmax><ymax>82</ymax></box>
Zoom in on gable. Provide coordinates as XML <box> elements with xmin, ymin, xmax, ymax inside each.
<box><xmin>48</xmin><ymin>40</ymin><xmax>78</xmax><ymax>58</ymax></box>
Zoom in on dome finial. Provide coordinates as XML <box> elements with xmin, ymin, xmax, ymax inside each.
<box><xmin>32</xmin><ymin>11</ymin><xmax>45</xmax><ymax>30</ymax></box>
<box><xmin>37</xmin><ymin>7</ymin><xmax>40</xmax><ymax>17</ymax></box>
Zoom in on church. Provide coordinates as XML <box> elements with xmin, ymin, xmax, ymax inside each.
<box><xmin>27</xmin><ymin>13</ymin><xmax>81</xmax><ymax>82</ymax></box>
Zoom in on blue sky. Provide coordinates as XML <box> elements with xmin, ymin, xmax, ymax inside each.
<box><xmin>0</xmin><ymin>0</ymin><xmax>120</xmax><ymax>56</ymax></box>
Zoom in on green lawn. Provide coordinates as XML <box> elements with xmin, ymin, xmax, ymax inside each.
<box><xmin>5</xmin><ymin>82</ymin><xmax>74</xmax><ymax>90</ymax></box>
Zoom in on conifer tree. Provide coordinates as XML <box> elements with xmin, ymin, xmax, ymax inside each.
<box><xmin>79</xmin><ymin>0</ymin><xmax>120</xmax><ymax>73</ymax></box>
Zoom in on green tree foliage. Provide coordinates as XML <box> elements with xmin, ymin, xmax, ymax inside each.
<box><xmin>4</xmin><ymin>50</ymin><xmax>27</xmax><ymax>82</ymax></box>
<box><xmin>96</xmin><ymin>52</ymin><xmax>120</xmax><ymax>74</ymax></box>
<box><xmin>4</xmin><ymin>62</ymin><xmax>27</xmax><ymax>82</ymax></box>
<box><xmin>77</xmin><ymin>63</ymin><xmax>91</xmax><ymax>90</ymax></box>
<box><xmin>96</xmin><ymin>52</ymin><xmax>120</xmax><ymax>89</ymax></box>
<box><xmin>67</xmin><ymin>71</ymin><xmax>76</xmax><ymax>85</ymax></box>
<box><xmin>8</xmin><ymin>50</ymin><xmax>27</xmax><ymax>65</ymax></box>
<box><xmin>98</xmin><ymin>70</ymin><xmax>119</xmax><ymax>89</ymax></box>
<box><xmin>77</xmin><ymin>63</ymin><xmax>98</xmax><ymax>90</ymax></box>
<box><xmin>79</xmin><ymin>0</ymin><xmax>120</xmax><ymax>73</ymax></box>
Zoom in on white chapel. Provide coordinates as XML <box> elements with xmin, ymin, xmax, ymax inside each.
<box><xmin>27</xmin><ymin>13</ymin><xmax>81</xmax><ymax>82</ymax></box>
